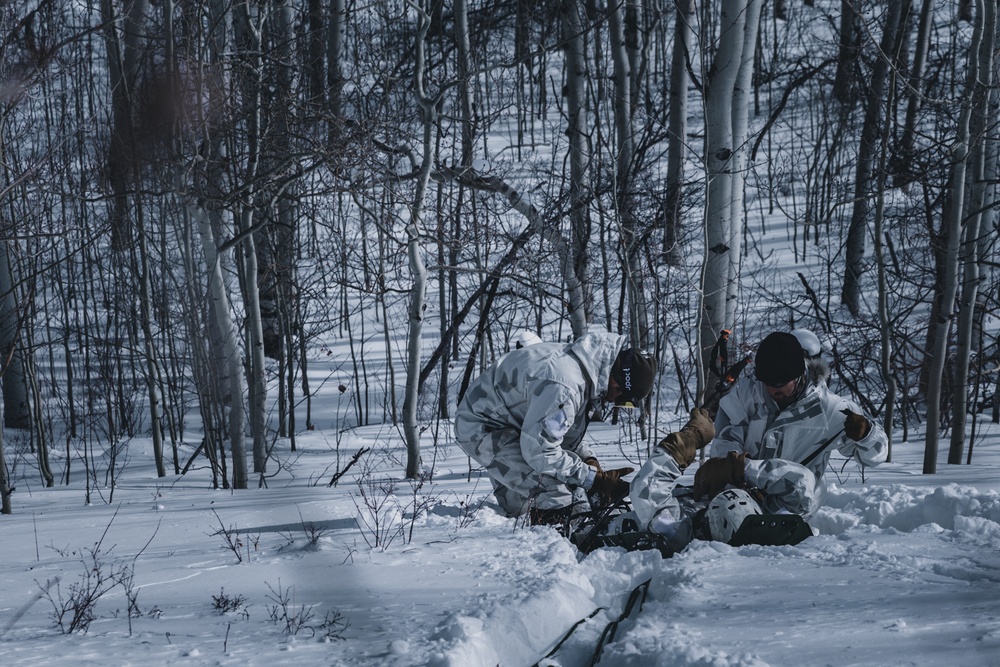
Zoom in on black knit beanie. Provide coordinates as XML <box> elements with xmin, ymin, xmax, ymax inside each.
<box><xmin>611</xmin><ymin>348</ymin><xmax>656</xmax><ymax>406</ymax></box>
<box><xmin>754</xmin><ymin>332</ymin><xmax>805</xmax><ymax>386</ymax></box>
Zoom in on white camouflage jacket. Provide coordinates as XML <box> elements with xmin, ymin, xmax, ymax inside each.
<box><xmin>454</xmin><ymin>331</ymin><xmax>625</xmax><ymax>488</ymax></box>
<box><xmin>631</xmin><ymin>359</ymin><xmax>888</xmax><ymax>528</ymax></box>
<box><xmin>709</xmin><ymin>358</ymin><xmax>888</xmax><ymax>516</ymax></box>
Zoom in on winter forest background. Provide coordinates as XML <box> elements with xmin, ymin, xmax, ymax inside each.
<box><xmin>0</xmin><ymin>0</ymin><xmax>998</xmax><ymax>512</ymax></box>
<box><xmin>2</xmin><ymin>1</ymin><xmax>1000</xmax><ymax>664</ymax></box>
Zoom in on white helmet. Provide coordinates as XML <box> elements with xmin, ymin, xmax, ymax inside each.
<box><xmin>706</xmin><ymin>489</ymin><xmax>762</xmax><ymax>544</ymax></box>
<box><xmin>511</xmin><ymin>330</ymin><xmax>543</xmax><ymax>349</ymax></box>
<box><xmin>791</xmin><ymin>328</ymin><xmax>822</xmax><ymax>359</ymax></box>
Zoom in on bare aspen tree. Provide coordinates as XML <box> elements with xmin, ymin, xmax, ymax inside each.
<box><xmin>725</xmin><ymin>0</ymin><xmax>761</xmax><ymax>327</ymax></box>
<box><xmin>190</xmin><ymin>202</ymin><xmax>249</xmax><ymax>489</ymax></box>
<box><xmin>327</xmin><ymin>0</ymin><xmax>347</xmax><ymax>125</ymax></box>
<box><xmin>181</xmin><ymin>0</ymin><xmax>249</xmax><ymax>489</ymax></box>
<box><xmin>562</xmin><ymin>0</ymin><xmax>591</xmax><ymax>338</ymax></box>
<box><xmin>700</xmin><ymin>0</ymin><xmax>761</xmax><ymax>389</ymax></box>
<box><xmin>305</xmin><ymin>0</ymin><xmax>325</xmax><ymax>106</ymax></box>
<box><xmin>100</xmin><ymin>0</ymin><xmax>168</xmax><ymax>475</ymax></box>
<box><xmin>609</xmin><ymin>0</ymin><xmax>650</xmax><ymax>348</ymax></box>
<box><xmin>403</xmin><ymin>0</ymin><xmax>439</xmax><ymax>479</ymax></box>
<box><xmin>562</xmin><ymin>0</ymin><xmax>591</xmax><ymax>337</ymax></box>
<box><xmin>0</xmin><ymin>398</ymin><xmax>9</xmax><ymax>513</ymax></box>
<box><xmin>949</xmin><ymin>0</ymin><xmax>995</xmax><ymax>465</ymax></box>
<box><xmin>872</xmin><ymin>20</ymin><xmax>903</xmax><ymax>463</ymax></box>
<box><xmin>0</xmin><ymin>226</ymin><xmax>30</xmax><ymax>430</ymax></box>
<box><xmin>663</xmin><ymin>0</ymin><xmax>694</xmax><ymax>263</ymax></box>
<box><xmin>231</xmin><ymin>0</ymin><xmax>269</xmax><ymax>471</ymax></box>
<box><xmin>895</xmin><ymin>0</ymin><xmax>934</xmax><ymax>183</ymax></box>
<box><xmin>257</xmin><ymin>0</ymin><xmax>299</xmax><ymax>379</ymax></box>
<box><xmin>236</xmin><ymin>205</ymin><xmax>268</xmax><ymax>474</ymax></box>
<box><xmin>842</xmin><ymin>2</ymin><xmax>906</xmax><ymax>317</ymax></box>
<box><xmin>438</xmin><ymin>0</ymin><xmax>478</xmax><ymax>420</ymax></box>
<box><xmin>832</xmin><ymin>0</ymin><xmax>860</xmax><ymax>103</ymax></box>
<box><xmin>0</xmin><ymin>85</ymin><xmax>22</xmax><ymax>507</ymax></box>
<box><xmin>100</xmin><ymin>0</ymin><xmax>148</xmax><ymax>252</ymax></box>
<box><xmin>0</xmin><ymin>72</ymin><xmax>31</xmax><ymax>434</ymax></box>
<box><xmin>924</xmin><ymin>0</ymin><xmax>984</xmax><ymax>474</ymax></box>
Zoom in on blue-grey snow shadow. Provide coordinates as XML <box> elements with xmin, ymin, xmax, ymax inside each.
<box><xmin>237</xmin><ymin>518</ymin><xmax>358</xmax><ymax>534</ymax></box>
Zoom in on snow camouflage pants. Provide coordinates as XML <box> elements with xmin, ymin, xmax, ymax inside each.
<box><xmin>464</xmin><ymin>426</ymin><xmax>589</xmax><ymax>517</ymax></box>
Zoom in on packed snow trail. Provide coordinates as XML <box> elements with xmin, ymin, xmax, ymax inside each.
<box><xmin>425</xmin><ymin>482</ymin><xmax>1000</xmax><ymax>667</ymax></box>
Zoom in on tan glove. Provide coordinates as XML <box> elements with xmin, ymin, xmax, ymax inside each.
<box><xmin>656</xmin><ymin>408</ymin><xmax>716</xmax><ymax>470</ymax></box>
<box><xmin>693</xmin><ymin>451</ymin><xmax>746</xmax><ymax>499</ymax></box>
<box><xmin>590</xmin><ymin>467</ymin><xmax>634</xmax><ymax>502</ymax></box>
<box><xmin>841</xmin><ymin>408</ymin><xmax>871</xmax><ymax>441</ymax></box>
<box><xmin>583</xmin><ymin>456</ymin><xmax>602</xmax><ymax>472</ymax></box>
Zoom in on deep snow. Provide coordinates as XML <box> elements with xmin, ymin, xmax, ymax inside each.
<box><xmin>0</xmin><ymin>413</ymin><xmax>997</xmax><ymax>667</ymax></box>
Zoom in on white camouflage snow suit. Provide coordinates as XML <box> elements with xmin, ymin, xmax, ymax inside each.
<box><xmin>454</xmin><ymin>331</ymin><xmax>625</xmax><ymax>517</ymax></box>
<box><xmin>631</xmin><ymin>358</ymin><xmax>888</xmax><ymax>530</ymax></box>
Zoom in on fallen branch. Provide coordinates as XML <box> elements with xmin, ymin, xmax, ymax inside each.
<box><xmin>328</xmin><ymin>447</ymin><xmax>370</xmax><ymax>488</ymax></box>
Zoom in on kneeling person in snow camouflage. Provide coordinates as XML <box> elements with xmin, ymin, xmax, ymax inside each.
<box><xmin>454</xmin><ymin>331</ymin><xmax>654</xmax><ymax>525</ymax></box>
<box><xmin>629</xmin><ymin>330</ymin><xmax>887</xmax><ymax>549</ymax></box>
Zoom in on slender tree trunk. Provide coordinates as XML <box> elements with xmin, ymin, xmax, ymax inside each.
<box><xmin>192</xmin><ymin>202</ymin><xmax>248</xmax><ymax>488</ymax></box>
<box><xmin>832</xmin><ymin>0</ymin><xmax>859</xmax><ymax>103</ymax></box>
<box><xmin>241</xmin><ymin>206</ymin><xmax>269</xmax><ymax>474</ymax></box>
<box><xmin>873</xmin><ymin>24</ymin><xmax>901</xmax><ymax>463</ymax></box>
<box><xmin>562</xmin><ymin>0</ymin><xmax>591</xmax><ymax>338</ymax></box>
<box><xmin>403</xmin><ymin>1</ymin><xmax>437</xmax><ymax>479</ymax></box>
<box><xmin>701</xmin><ymin>0</ymin><xmax>760</xmax><ymax>389</ymax></box>
<box><xmin>230</xmin><ymin>0</ymin><xmax>270</xmax><ymax>472</ymax></box>
<box><xmin>949</xmin><ymin>0</ymin><xmax>994</xmax><ymax>465</ymax></box>
<box><xmin>135</xmin><ymin>203</ymin><xmax>166</xmax><ymax>477</ymax></box>
<box><xmin>327</xmin><ymin>0</ymin><xmax>346</xmax><ymax>126</ymax></box>
<box><xmin>610</xmin><ymin>0</ymin><xmax>651</xmax><ymax>348</ymax></box>
<box><xmin>306</xmin><ymin>0</ymin><xmax>325</xmax><ymax>106</ymax></box>
<box><xmin>0</xmin><ymin>238</ymin><xmax>30</xmax><ymax>430</ymax></box>
<box><xmin>842</xmin><ymin>1</ymin><xmax>906</xmax><ymax>316</ymax></box>
<box><xmin>100</xmin><ymin>0</ymin><xmax>149</xmax><ymax>252</ymax></box>
<box><xmin>924</xmin><ymin>0</ymin><xmax>983</xmax><ymax>474</ymax></box>
<box><xmin>0</xmin><ymin>397</ymin><xmax>10</xmax><ymax>513</ymax></box>
<box><xmin>725</xmin><ymin>0</ymin><xmax>762</xmax><ymax>328</ymax></box>
<box><xmin>664</xmin><ymin>0</ymin><xmax>693</xmax><ymax>263</ymax></box>
<box><xmin>896</xmin><ymin>0</ymin><xmax>934</xmax><ymax>184</ymax></box>
<box><xmin>0</xmin><ymin>105</ymin><xmax>31</xmax><ymax>432</ymax></box>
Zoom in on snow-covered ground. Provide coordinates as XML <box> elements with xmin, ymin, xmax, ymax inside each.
<box><xmin>0</xmin><ymin>412</ymin><xmax>997</xmax><ymax>667</ymax></box>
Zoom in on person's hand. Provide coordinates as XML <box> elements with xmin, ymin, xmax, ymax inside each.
<box><xmin>692</xmin><ymin>452</ymin><xmax>746</xmax><ymax>499</ymax></box>
<box><xmin>590</xmin><ymin>467</ymin><xmax>634</xmax><ymax>502</ymax></box>
<box><xmin>683</xmin><ymin>408</ymin><xmax>715</xmax><ymax>446</ymax></box>
<box><xmin>583</xmin><ymin>456</ymin><xmax>602</xmax><ymax>472</ymax></box>
<box><xmin>841</xmin><ymin>408</ymin><xmax>871</xmax><ymax>441</ymax></box>
<box><xmin>657</xmin><ymin>408</ymin><xmax>716</xmax><ymax>470</ymax></box>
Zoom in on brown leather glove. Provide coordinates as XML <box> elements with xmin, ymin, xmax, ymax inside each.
<box><xmin>841</xmin><ymin>408</ymin><xmax>871</xmax><ymax>441</ymax></box>
<box><xmin>583</xmin><ymin>456</ymin><xmax>602</xmax><ymax>472</ymax></box>
<box><xmin>692</xmin><ymin>451</ymin><xmax>746</xmax><ymax>499</ymax></box>
<box><xmin>657</xmin><ymin>408</ymin><xmax>716</xmax><ymax>470</ymax></box>
<box><xmin>590</xmin><ymin>467</ymin><xmax>634</xmax><ymax>502</ymax></box>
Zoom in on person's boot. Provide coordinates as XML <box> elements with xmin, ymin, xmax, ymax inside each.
<box><xmin>529</xmin><ymin>505</ymin><xmax>573</xmax><ymax>534</ymax></box>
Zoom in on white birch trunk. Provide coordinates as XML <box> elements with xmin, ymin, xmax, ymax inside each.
<box><xmin>191</xmin><ymin>202</ymin><xmax>248</xmax><ymax>489</ymax></box>
<box><xmin>924</xmin><ymin>0</ymin><xmax>983</xmax><ymax>474</ymax></box>
<box><xmin>949</xmin><ymin>0</ymin><xmax>994</xmax><ymax>465</ymax></box>
<box><xmin>725</xmin><ymin>0</ymin><xmax>762</xmax><ymax>327</ymax></box>
<box><xmin>610</xmin><ymin>0</ymin><xmax>650</xmax><ymax>347</ymax></box>
<box><xmin>562</xmin><ymin>0</ymin><xmax>591</xmax><ymax>338</ymax></box>
<box><xmin>664</xmin><ymin>0</ymin><xmax>693</xmax><ymax>262</ymax></box>
<box><xmin>701</xmin><ymin>0</ymin><xmax>749</xmax><ymax>387</ymax></box>
<box><xmin>403</xmin><ymin>0</ymin><xmax>436</xmax><ymax>479</ymax></box>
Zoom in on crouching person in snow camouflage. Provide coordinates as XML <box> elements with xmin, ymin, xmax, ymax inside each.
<box><xmin>627</xmin><ymin>330</ymin><xmax>888</xmax><ymax>550</ymax></box>
<box><xmin>454</xmin><ymin>331</ymin><xmax>655</xmax><ymax>527</ymax></box>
